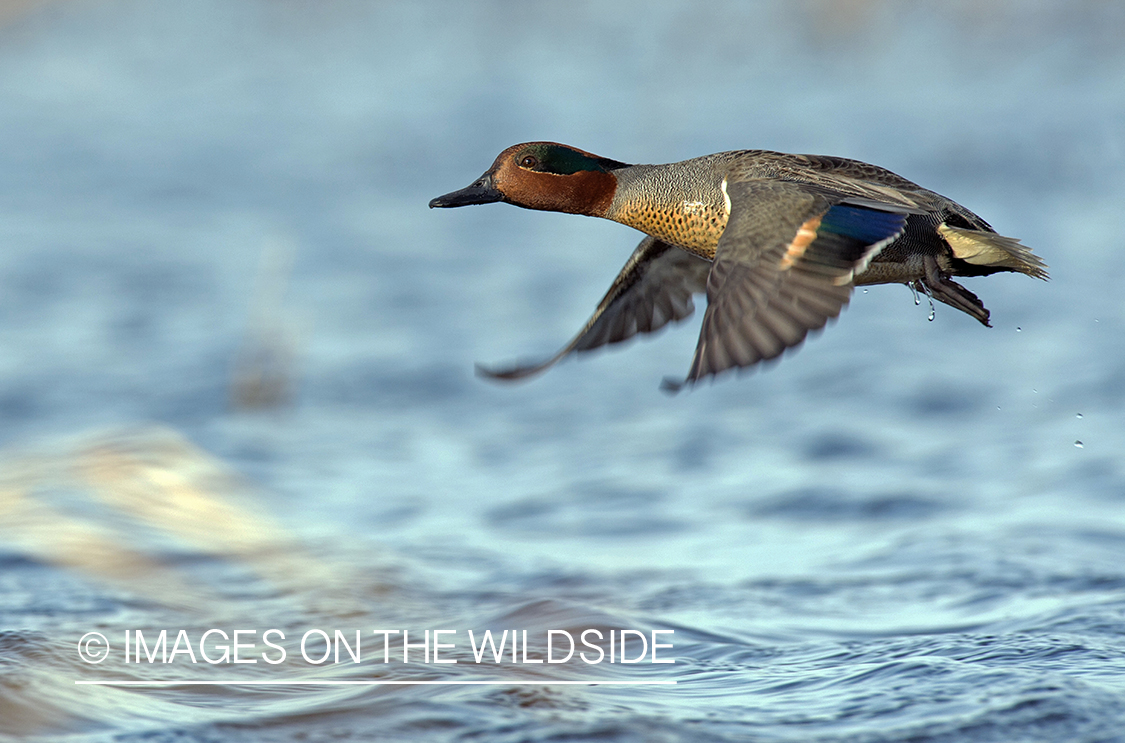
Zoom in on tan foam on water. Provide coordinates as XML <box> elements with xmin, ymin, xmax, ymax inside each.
<box><xmin>0</xmin><ymin>426</ymin><xmax>370</xmax><ymax>614</ymax></box>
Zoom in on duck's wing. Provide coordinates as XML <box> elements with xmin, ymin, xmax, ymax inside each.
<box><xmin>478</xmin><ymin>236</ymin><xmax>711</xmax><ymax>381</ymax></box>
<box><xmin>667</xmin><ymin>180</ymin><xmax>911</xmax><ymax>390</ymax></box>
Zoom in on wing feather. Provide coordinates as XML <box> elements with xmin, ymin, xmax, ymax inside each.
<box><xmin>675</xmin><ymin>181</ymin><xmax>910</xmax><ymax>387</ymax></box>
<box><xmin>479</xmin><ymin>236</ymin><xmax>711</xmax><ymax>381</ymax></box>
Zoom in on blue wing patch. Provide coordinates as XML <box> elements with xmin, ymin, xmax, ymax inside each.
<box><xmin>819</xmin><ymin>204</ymin><xmax>908</xmax><ymax>246</ymax></box>
<box><xmin>780</xmin><ymin>203</ymin><xmax>908</xmax><ymax>279</ymax></box>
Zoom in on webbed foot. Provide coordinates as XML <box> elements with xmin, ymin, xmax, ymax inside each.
<box><xmin>918</xmin><ymin>254</ymin><xmax>991</xmax><ymax>327</ymax></box>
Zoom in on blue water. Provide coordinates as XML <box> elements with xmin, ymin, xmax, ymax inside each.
<box><xmin>1</xmin><ymin>1</ymin><xmax>1124</xmax><ymax>740</ymax></box>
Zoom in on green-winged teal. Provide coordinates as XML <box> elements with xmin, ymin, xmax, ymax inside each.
<box><xmin>430</xmin><ymin>142</ymin><xmax>1047</xmax><ymax>389</ymax></box>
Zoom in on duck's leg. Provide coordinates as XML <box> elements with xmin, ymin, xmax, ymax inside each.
<box><xmin>918</xmin><ymin>254</ymin><xmax>991</xmax><ymax>327</ymax></box>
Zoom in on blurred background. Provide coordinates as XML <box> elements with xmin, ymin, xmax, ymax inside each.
<box><xmin>1</xmin><ymin>1</ymin><xmax>1124</xmax><ymax>741</ymax></box>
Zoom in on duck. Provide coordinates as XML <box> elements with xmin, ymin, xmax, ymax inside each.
<box><xmin>430</xmin><ymin>142</ymin><xmax>1047</xmax><ymax>389</ymax></box>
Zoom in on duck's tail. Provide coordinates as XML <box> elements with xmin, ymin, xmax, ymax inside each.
<box><xmin>938</xmin><ymin>223</ymin><xmax>1049</xmax><ymax>280</ymax></box>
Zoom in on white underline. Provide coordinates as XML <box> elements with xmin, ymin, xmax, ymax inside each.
<box><xmin>75</xmin><ymin>679</ymin><xmax>676</xmax><ymax>686</ymax></box>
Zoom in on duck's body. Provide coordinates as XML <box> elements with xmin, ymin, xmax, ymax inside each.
<box><xmin>430</xmin><ymin>143</ymin><xmax>1046</xmax><ymax>388</ymax></box>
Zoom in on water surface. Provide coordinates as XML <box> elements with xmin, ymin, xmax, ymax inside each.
<box><xmin>1</xmin><ymin>1</ymin><xmax>1124</xmax><ymax>741</ymax></box>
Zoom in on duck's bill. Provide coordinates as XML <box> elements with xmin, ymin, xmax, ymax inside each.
<box><xmin>428</xmin><ymin>175</ymin><xmax>503</xmax><ymax>208</ymax></box>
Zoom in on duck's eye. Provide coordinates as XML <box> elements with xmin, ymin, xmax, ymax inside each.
<box><xmin>519</xmin><ymin>155</ymin><xmax>539</xmax><ymax>169</ymax></box>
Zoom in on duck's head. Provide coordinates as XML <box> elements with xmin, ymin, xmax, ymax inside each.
<box><xmin>429</xmin><ymin>142</ymin><xmax>628</xmax><ymax>217</ymax></box>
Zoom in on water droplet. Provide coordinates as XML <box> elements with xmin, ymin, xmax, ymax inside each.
<box><xmin>1016</xmin><ymin>327</ymin><xmax>1022</xmax><ymax>332</ymax></box>
<box><xmin>862</xmin><ymin>288</ymin><xmax>869</xmax><ymax>294</ymax></box>
<box><xmin>928</xmin><ymin>305</ymin><xmax>936</xmax><ymax>322</ymax></box>
<box><xmin>1074</xmin><ymin>440</ymin><xmax>1084</xmax><ymax>448</ymax></box>
<box><xmin>1076</xmin><ymin>413</ymin><xmax>1083</xmax><ymax>419</ymax></box>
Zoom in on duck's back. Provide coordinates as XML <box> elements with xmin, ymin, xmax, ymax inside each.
<box><xmin>727</xmin><ymin>151</ymin><xmax>988</xmax><ymax>226</ymax></box>
<box><xmin>720</xmin><ymin>150</ymin><xmax>1011</xmax><ymax>281</ymax></box>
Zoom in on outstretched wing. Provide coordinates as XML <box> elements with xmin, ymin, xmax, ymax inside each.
<box><xmin>670</xmin><ymin>180</ymin><xmax>910</xmax><ymax>389</ymax></box>
<box><xmin>479</xmin><ymin>236</ymin><xmax>711</xmax><ymax>381</ymax></box>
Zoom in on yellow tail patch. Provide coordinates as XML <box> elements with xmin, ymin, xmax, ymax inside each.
<box><xmin>938</xmin><ymin>223</ymin><xmax>1049</xmax><ymax>279</ymax></box>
